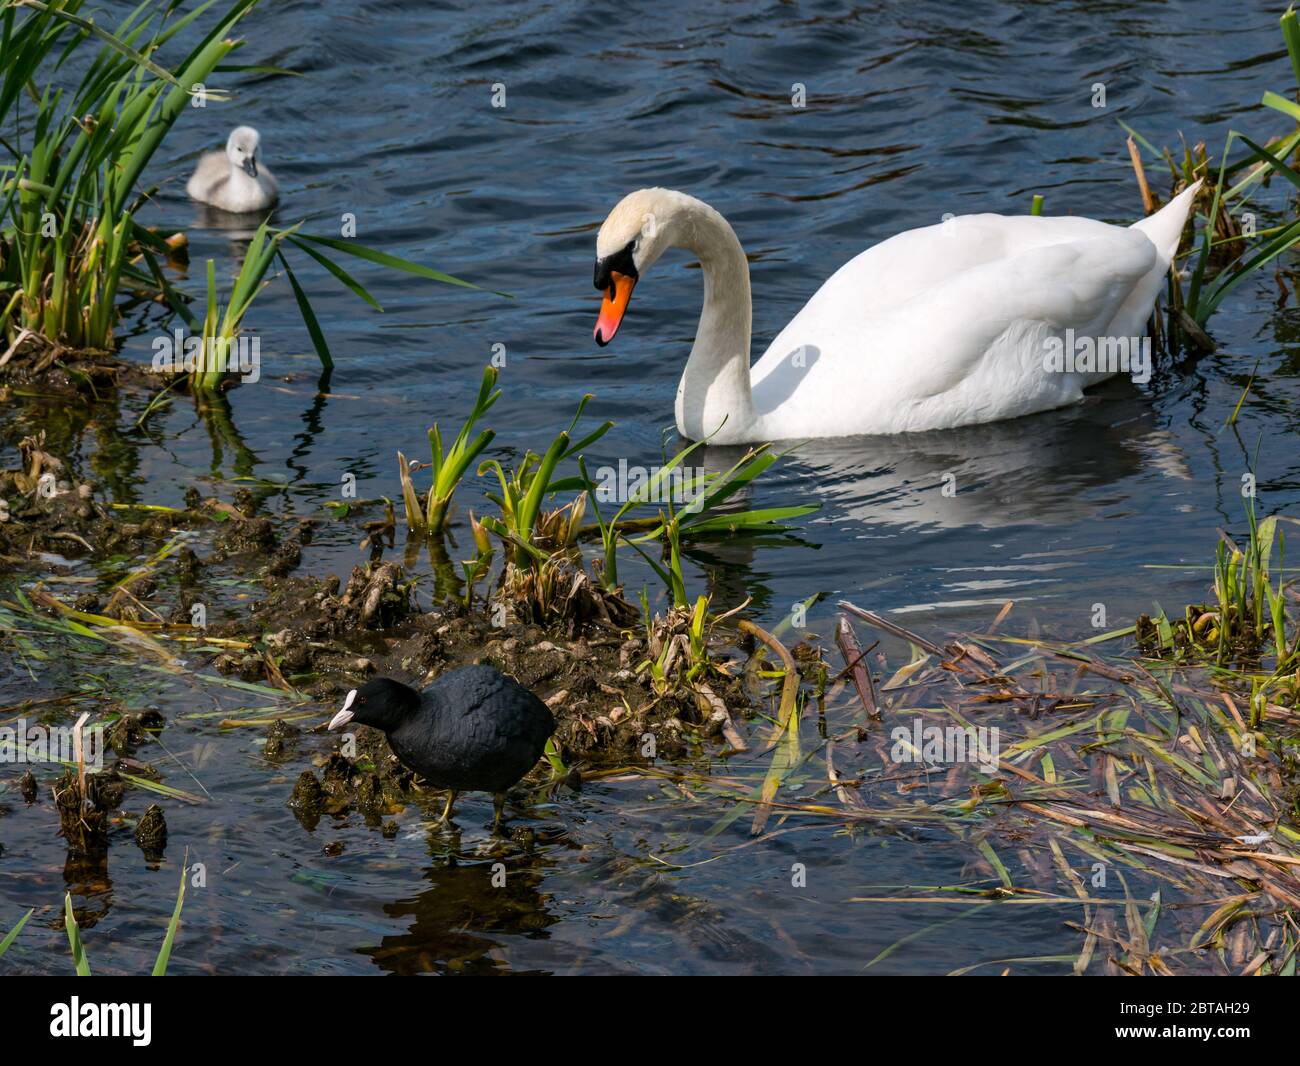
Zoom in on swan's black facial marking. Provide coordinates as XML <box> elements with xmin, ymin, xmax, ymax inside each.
<box><xmin>593</xmin><ymin>238</ymin><xmax>638</xmax><ymax>299</ymax></box>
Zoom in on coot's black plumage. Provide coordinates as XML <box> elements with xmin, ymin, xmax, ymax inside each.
<box><xmin>328</xmin><ymin>666</ymin><xmax>554</xmax><ymax>826</ymax></box>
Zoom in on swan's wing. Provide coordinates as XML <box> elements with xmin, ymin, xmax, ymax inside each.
<box><xmin>754</xmin><ymin>214</ymin><xmax>1145</xmax><ymax>382</ymax></box>
<box><xmin>882</xmin><ymin>225</ymin><xmax>1159</xmax><ymax>398</ymax></box>
<box><xmin>780</xmin><ymin>213</ymin><xmax>1124</xmax><ymax>324</ymax></box>
<box><xmin>753</xmin><ymin>224</ymin><xmax>1159</xmax><ymax>435</ymax></box>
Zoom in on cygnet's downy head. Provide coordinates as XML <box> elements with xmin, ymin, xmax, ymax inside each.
<box><xmin>225</xmin><ymin>126</ymin><xmax>263</xmax><ymax>178</ymax></box>
<box><xmin>327</xmin><ymin>677</ymin><xmax>419</xmax><ymax>734</ymax></box>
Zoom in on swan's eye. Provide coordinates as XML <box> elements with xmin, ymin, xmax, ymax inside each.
<box><xmin>593</xmin><ymin>238</ymin><xmax>639</xmax><ymax>294</ymax></box>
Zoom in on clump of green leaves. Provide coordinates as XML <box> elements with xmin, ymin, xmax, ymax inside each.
<box><xmin>1210</xmin><ymin>504</ymin><xmax>1296</xmax><ymax>668</ymax></box>
<box><xmin>476</xmin><ymin>392</ymin><xmax>612</xmax><ymax>564</ymax></box>
<box><xmin>1138</xmin><ymin>498</ymin><xmax>1297</xmax><ymax>677</ymax></box>
<box><xmin>399</xmin><ymin>365</ymin><xmax>501</xmax><ymax>534</ymax></box>
<box><xmin>582</xmin><ymin>439</ymin><xmax>817</xmax><ymax>608</ymax></box>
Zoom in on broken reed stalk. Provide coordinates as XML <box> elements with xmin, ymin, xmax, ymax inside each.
<box><xmin>72</xmin><ymin>710</ymin><xmax>89</xmax><ymax>817</ymax></box>
<box><xmin>1127</xmin><ymin>135</ymin><xmax>1154</xmax><ymax>215</ymax></box>
<box><xmin>837</xmin><ymin>600</ymin><xmax>949</xmax><ymax>659</ymax></box>
<box><xmin>835</xmin><ymin>614</ymin><xmax>878</xmax><ymax>720</ymax></box>
<box><xmin>738</xmin><ymin>619</ymin><xmax>798</xmax><ymax>720</ymax></box>
<box><xmin>738</xmin><ymin>618</ymin><xmax>800</xmax><ymax>835</ymax></box>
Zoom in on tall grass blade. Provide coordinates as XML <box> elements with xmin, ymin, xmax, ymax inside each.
<box><xmin>0</xmin><ymin>907</ymin><xmax>33</xmax><ymax>958</ymax></box>
<box><xmin>64</xmin><ymin>893</ymin><xmax>90</xmax><ymax>975</ymax></box>
<box><xmin>151</xmin><ymin>859</ymin><xmax>187</xmax><ymax>976</ymax></box>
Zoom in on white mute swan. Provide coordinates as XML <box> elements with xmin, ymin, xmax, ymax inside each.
<box><xmin>187</xmin><ymin>126</ymin><xmax>278</xmax><ymax>213</ymax></box>
<box><xmin>592</xmin><ymin>183</ymin><xmax>1201</xmax><ymax>443</ymax></box>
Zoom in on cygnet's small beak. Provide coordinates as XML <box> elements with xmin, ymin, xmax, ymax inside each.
<box><xmin>593</xmin><ymin>272</ymin><xmax>635</xmax><ymax>346</ymax></box>
<box><xmin>328</xmin><ymin>688</ymin><xmax>357</xmax><ymax>731</ymax></box>
<box><xmin>242</xmin><ymin>156</ymin><xmax>258</xmax><ymax>178</ymax></box>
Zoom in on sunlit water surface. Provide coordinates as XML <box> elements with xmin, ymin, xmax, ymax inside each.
<box><xmin>2</xmin><ymin>0</ymin><xmax>1299</xmax><ymax>974</ymax></box>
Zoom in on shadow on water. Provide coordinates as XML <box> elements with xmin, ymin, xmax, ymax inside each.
<box><xmin>775</xmin><ymin>378</ymin><xmax>1194</xmax><ymax>531</ymax></box>
<box><xmin>362</xmin><ymin>851</ymin><xmax>557</xmax><ymax>976</ymax></box>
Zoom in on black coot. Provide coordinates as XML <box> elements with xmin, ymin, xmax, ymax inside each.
<box><xmin>327</xmin><ymin>666</ymin><xmax>555</xmax><ymax>826</ymax></box>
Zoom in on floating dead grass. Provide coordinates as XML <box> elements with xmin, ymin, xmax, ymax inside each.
<box><xmin>601</xmin><ymin>599</ymin><xmax>1300</xmax><ymax>975</ymax></box>
<box><xmin>8</xmin><ymin>522</ymin><xmax>1299</xmax><ymax>972</ymax></box>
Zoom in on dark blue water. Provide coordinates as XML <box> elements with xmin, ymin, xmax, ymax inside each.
<box><xmin>3</xmin><ymin>0</ymin><xmax>1299</xmax><ymax>973</ymax></box>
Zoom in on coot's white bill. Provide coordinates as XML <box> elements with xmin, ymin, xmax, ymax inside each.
<box><xmin>328</xmin><ymin>688</ymin><xmax>357</xmax><ymax>731</ymax></box>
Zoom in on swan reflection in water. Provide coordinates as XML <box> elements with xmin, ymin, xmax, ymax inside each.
<box><xmin>666</xmin><ymin>380</ymin><xmax>1192</xmax><ymax>613</ymax></box>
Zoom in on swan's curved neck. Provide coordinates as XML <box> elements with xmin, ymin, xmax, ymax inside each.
<box><xmin>672</xmin><ymin>199</ymin><xmax>757</xmax><ymax>441</ymax></box>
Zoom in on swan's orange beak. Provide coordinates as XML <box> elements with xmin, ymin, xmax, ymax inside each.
<box><xmin>594</xmin><ymin>272</ymin><xmax>635</xmax><ymax>347</ymax></box>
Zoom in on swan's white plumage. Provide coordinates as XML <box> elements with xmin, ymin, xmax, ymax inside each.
<box><xmin>751</xmin><ymin>215</ymin><xmax>1158</xmax><ymax>436</ymax></box>
<box><xmin>186</xmin><ymin>126</ymin><xmax>277</xmax><ymax>213</ymax></box>
<box><xmin>595</xmin><ymin>183</ymin><xmax>1201</xmax><ymax>442</ymax></box>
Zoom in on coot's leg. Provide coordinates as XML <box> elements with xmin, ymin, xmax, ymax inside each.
<box><xmin>439</xmin><ymin>790</ymin><xmax>458</xmax><ymax>823</ymax></box>
<box><xmin>492</xmin><ymin>792</ymin><xmax>506</xmax><ymax>830</ymax></box>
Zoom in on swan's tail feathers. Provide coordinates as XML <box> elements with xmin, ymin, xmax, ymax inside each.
<box><xmin>1130</xmin><ymin>179</ymin><xmax>1203</xmax><ymax>269</ymax></box>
